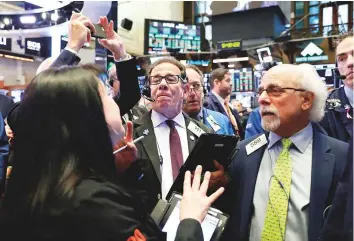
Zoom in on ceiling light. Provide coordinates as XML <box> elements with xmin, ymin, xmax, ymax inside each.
<box><xmin>41</xmin><ymin>12</ymin><xmax>47</xmax><ymax>20</ymax></box>
<box><xmin>213</xmin><ymin>57</ymin><xmax>249</xmax><ymax>63</ymax></box>
<box><xmin>0</xmin><ymin>23</ymin><xmax>4</xmax><ymax>29</ymax></box>
<box><xmin>51</xmin><ymin>12</ymin><xmax>59</xmax><ymax>21</ymax></box>
<box><xmin>3</xmin><ymin>18</ymin><xmax>10</xmax><ymax>25</ymax></box>
<box><xmin>20</xmin><ymin>15</ymin><xmax>37</xmax><ymax>24</ymax></box>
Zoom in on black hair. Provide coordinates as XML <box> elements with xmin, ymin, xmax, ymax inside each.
<box><xmin>2</xmin><ymin>66</ymin><xmax>117</xmax><ymax>218</ymax></box>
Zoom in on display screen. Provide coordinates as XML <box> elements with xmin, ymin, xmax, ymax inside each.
<box><xmin>145</xmin><ymin>19</ymin><xmax>201</xmax><ymax>54</ymax></box>
<box><xmin>230</xmin><ymin>68</ymin><xmax>254</xmax><ymax>92</ymax></box>
<box><xmin>314</xmin><ymin>64</ymin><xmax>336</xmax><ymax>86</ymax></box>
<box><xmin>25</xmin><ymin>37</ymin><xmax>51</xmax><ymax>58</ymax></box>
<box><xmin>162</xmin><ymin>201</ymin><xmax>219</xmax><ymax>241</ymax></box>
<box><xmin>0</xmin><ymin>37</ymin><xmax>12</xmax><ymax>51</ymax></box>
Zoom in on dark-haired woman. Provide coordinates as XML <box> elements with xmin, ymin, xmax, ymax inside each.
<box><xmin>0</xmin><ymin>66</ymin><xmax>224</xmax><ymax>241</ymax></box>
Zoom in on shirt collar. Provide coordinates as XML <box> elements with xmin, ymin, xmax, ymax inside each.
<box><xmin>344</xmin><ymin>85</ymin><xmax>354</xmax><ymax>107</ymax></box>
<box><xmin>151</xmin><ymin>110</ymin><xmax>186</xmax><ymax>129</ymax></box>
<box><xmin>212</xmin><ymin>91</ymin><xmax>226</xmax><ymax>104</ymax></box>
<box><xmin>268</xmin><ymin>122</ymin><xmax>313</xmax><ymax>153</ymax></box>
<box><xmin>198</xmin><ymin>108</ymin><xmax>203</xmax><ymax>119</ymax></box>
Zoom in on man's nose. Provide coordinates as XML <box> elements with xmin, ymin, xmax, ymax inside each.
<box><xmin>258</xmin><ymin>91</ymin><xmax>271</xmax><ymax>105</ymax></box>
<box><xmin>158</xmin><ymin>78</ymin><xmax>169</xmax><ymax>90</ymax></box>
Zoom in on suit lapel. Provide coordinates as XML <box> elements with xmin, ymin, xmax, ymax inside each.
<box><xmin>240</xmin><ymin>136</ymin><xmax>268</xmax><ymax>233</ymax></box>
<box><xmin>184</xmin><ymin>115</ymin><xmax>199</xmax><ymax>153</ymax></box>
<box><xmin>210</xmin><ymin>93</ymin><xmax>228</xmax><ymax>116</ymax></box>
<box><xmin>135</xmin><ymin>113</ymin><xmax>162</xmax><ymax>182</ymax></box>
<box><xmin>308</xmin><ymin>130</ymin><xmax>335</xmax><ymax>241</ymax></box>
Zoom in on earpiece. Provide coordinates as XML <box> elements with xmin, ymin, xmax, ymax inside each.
<box><xmin>141</xmin><ymin>76</ymin><xmax>155</xmax><ymax>102</ymax></box>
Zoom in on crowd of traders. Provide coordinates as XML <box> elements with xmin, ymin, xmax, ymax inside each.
<box><xmin>0</xmin><ymin>11</ymin><xmax>352</xmax><ymax>241</ymax></box>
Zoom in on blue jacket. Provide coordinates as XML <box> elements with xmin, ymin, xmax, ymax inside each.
<box><xmin>245</xmin><ymin>107</ymin><xmax>264</xmax><ymax>139</ymax></box>
<box><xmin>204</xmin><ymin>93</ymin><xmax>244</xmax><ymax>139</ymax></box>
<box><xmin>320</xmin><ymin>87</ymin><xmax>353</xmax><ymax>143</ymax></box>
<box><xmin>222</xmin><ymin>127</ymin><xmax>348</xmax><ymax>241</ymax></box>
<box><xmin>201</xmin><ymin>107</ymin><xmax>234</xmax><ymax>135</ymax></box>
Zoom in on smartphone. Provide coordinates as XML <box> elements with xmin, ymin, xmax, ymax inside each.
<box><xmin>92</xmin><ymin>23</ymin><xmax>106</xmax><ymax>39</ymax></box>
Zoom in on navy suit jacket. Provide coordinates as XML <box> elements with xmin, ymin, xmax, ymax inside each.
<box><xmin>204</xmin><ymin>93</ymin><xmax>244</xmax><ymax>139</ymax></box>
<box><xmin>222</xmin><ymin>128</ymin><xmax>348</xmax><ymax>241</ymax></box>
<box><xmin>318</xmin><ymin>137</ymin><xmax>353</xmax><ymax>241</ymax></box>
<box><xmin>320</xmin><ymin>87</ymin><xmax>353</xmax><ymax>143</ymax></box>
<box><xmin>0</xmin><ymin>95</ymin><xmax>14</xmax><ymax>119</ymax></box>
<box><xmin>0</xmin><ymin>113</ymin><xmax>9</xmax><ymax>195</ymax></box>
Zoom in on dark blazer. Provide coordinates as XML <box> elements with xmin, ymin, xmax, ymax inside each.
<box><xmin>320</xmin><ymin>87</ymin><xmax>353</xmax><ymax>142</ymax></box>
<box><xmin>1</xmin><ymin>177</ymin><xmax>203</xmax><ymax>241</ymax></box>
<box><xmin>0</xmin><ymin>95</ymin><xmax>14</xmax><ymax>119</ymax></box>
<box><xmin>122</xmin><ymin>111</ymin><xmax>212</xmax><ymax>213</ymax></box>
<box><xmin>7</xmin><ymin>50</ymin><xmax>141</xmax><ymax>132</ymax></box>
<box><xmin>204</xmin><ymin>93</ymin><xmax>244</xmax><ymax>139</ymax></box>
<box><xmin>318</xmin><ymin>137</ymin><xmax>353</xmax><ymax>241</ymax></box>
<box><xmin>122</xmin><ymin>105</ymin><xmax>148</xmax><ymax>125</ymax></box>
<box><xmin>222</xmin><ymin>127</ymin><xmax>348</xmax><ymax>241</ymax></box>
<box><xmin>0</xmin><ymin>113</ymin><xmax>9</xmax><ymax>195</ymax></box>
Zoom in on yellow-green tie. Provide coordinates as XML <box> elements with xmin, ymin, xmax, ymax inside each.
<box><xmin>261</xmin><ymin>138</ymin><xmax>292</xmax><ymax>241</ymax></box>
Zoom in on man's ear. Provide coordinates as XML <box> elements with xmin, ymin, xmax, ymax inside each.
<box><xmin>301</xmin><ymin>91</ymin><xmax>314</xmax><ymax>111</ymax></box>
<box><xmin>183</xmin><ymin>84</ymin><xmax>190</xmax><ymax>94</ymax></box>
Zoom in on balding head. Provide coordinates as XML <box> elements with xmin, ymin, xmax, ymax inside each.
<box><xmin>336</xmin><ymin>36</ymin><xmax>354</xmax><ymax>89</ymax></box>
<box><xmin>36</xmin><ymin>57</ymin><xmax>55</xmax><ymax>75</ymax></box>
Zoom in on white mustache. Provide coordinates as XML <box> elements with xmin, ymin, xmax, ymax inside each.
<box><xmin>261</xmin><ymin>106</ymin><xmax>279</xmax><ymax>117</ymax></box>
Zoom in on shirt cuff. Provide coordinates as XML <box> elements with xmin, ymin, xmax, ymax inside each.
<box><xmin>114</xmin><ymin>53</ymin><xmax>132</xmax><ymax>62</ymax></box>
<box><xmin>64</xmin><ymin>47</ymin><xmax>79</xmax><ymax>56</ymax></box>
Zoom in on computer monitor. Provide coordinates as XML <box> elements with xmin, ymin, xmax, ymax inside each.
<box><xmin>229</xmin><ymin>68</ymin><xmax>254</xmax><ymax>92</ymax></box>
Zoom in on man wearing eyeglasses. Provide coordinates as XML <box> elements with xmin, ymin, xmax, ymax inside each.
<box><xmin>183</xmin><ymin>64</ymin><xmax>234</xmax><ymax>135</ymax></box>
<box><xmin>121</xmin><ymin>57</ymin><xmax>228</xmax><ymax>214</ymax></box>
<box><xmin>222</xmin><ymin>64</ymin><xmax>348</xmax><ymax>241</ymax></box>
<box><xmin>320</xmin><ymin>36</ymin><xmax>353</xmax><ymax>143</ymax></box>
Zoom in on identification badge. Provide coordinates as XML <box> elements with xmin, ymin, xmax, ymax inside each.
<box><xmin>206</xmin><ymin>115</ymin><xmax>221</xmax><ymax>132</ymax></box>
<box><xmin>245</xmin><ymin>134</ymin><xmax>267</xmax><ymax>155</ymax></box>
<box><xmin>187</xmin><ymin>121</ymin><xmax>206</xmax><ymax>137</ymax></box>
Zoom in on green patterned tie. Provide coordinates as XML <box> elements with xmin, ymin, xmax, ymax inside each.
<box><xmin>261</xmin><ymin>138</ymin><xmax>292</xmax><ymax>241</ymax></box>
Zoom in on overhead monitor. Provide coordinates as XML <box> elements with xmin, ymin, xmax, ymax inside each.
<box><xmin>25</xmin><ymin>37</ymin><xmax>52</xmax><ymax>58</ymax></box>
<box><xmin>206</xmin><ymin>1</ymin><xmax>278</xmax><ymax>15</ymax></box>
<box><xmin>145</xmin><ymin>19</ymin><xmax>201</xmax><ymax>55</ymax></box>
<box><xmin>229</xmin><ymin>68</ymin><xmax>254</xmax><ymax>92</ymax></box>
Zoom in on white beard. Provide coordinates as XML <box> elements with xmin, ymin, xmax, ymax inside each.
<box><xmin>261</xmin><ymin>116</ymin><xmax>281</xmax><ymax>132</ymax></box>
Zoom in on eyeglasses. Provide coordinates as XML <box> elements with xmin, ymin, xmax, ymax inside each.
<box><xmin>257</xmin><ymin>85</ymin><xmax>305</xmax><ymax>97</ymax></box>
<box><xmin>149</xmin><ymin>75</ymin><xmax>183</xmax><ymax>85</ymax></box>
<box><xmin>187</xmin><ymin>83</ymin><xmax>204</xmax><ymax>93</ymax></box>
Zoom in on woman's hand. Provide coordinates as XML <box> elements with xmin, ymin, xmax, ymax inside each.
<box><xmin>180</xmin><ymin>165</ymin><xmax>225</xmax><ymax>223</ymax></box>
<box><xmin>113</xmin><ymin>121</ymin><xmax>137</xmax><ymax>174</ymax></box>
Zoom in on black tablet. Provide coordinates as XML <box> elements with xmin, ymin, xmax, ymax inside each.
<box><xmin>166</xmin><ymin>133</ymin><xmax>239</xmax><ymax>200</ymax></box>
<box><xmin>156</xmin><ymin>193</ymin><xmax>229</xmax><ymax>241</ymax></box>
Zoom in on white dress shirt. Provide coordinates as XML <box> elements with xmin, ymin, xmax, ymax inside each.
<box><xmin>250</xmin><ymin>123</ymin><xmax>313</xmax><ymax>241</ymax></box>
<box><xmin>151</xmin><ymin>110</ymin><xmax>189</xmax><ymax>200</ymax></box>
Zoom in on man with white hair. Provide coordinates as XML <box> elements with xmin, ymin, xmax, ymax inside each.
<box><xmin>320</xmin><ymin>36</ymin><xmax>354</xmax><ymax>142</ymax></box>
<box><xmin>222</xmin><ymin>64</ymin><xmax>348</xmax><ymax>241</ymax></box>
